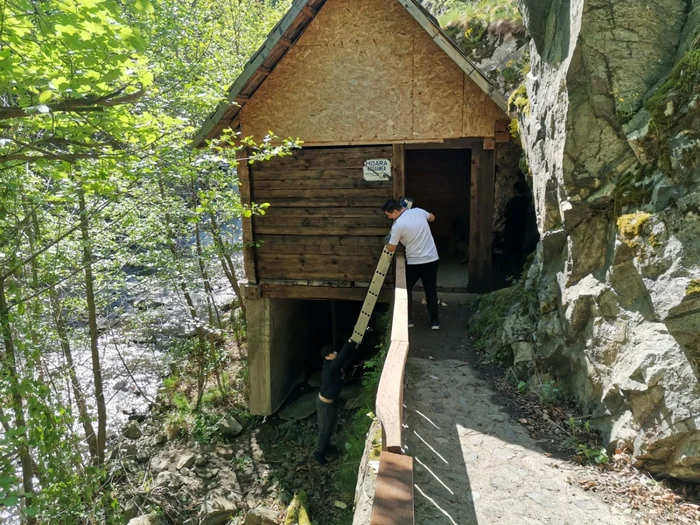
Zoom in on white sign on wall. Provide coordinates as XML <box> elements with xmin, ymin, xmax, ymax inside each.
<box><xmin>363</xmin><ymin>159</ymin><xmax>392</xmax><ymax>181</ymax></box>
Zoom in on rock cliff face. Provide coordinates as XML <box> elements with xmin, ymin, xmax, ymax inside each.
<box><xmin>509</xmin><ymin>0</ymin><xmax>700</xmax><ymax>481</ymax></box>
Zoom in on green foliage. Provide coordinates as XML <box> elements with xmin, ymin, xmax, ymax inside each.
<box><xmin>508</xmin><ymin>84</ymin><xmax>530</xmax><ymax>115</ymax></box>
<box><xmin>577</xmin><ymin>443</ymin><xmax>609</xmax><ymax>465</ymax></box>
<box><xmin>686</xmin><ymin>280</ymin><xmax>700</xmax><ymax>296</ymax></box>
<box><xmin>536</xmin><ymin>380</ymin><xmax>564</xmax><ymax>406</ymax></box>
<box><xmin>0</xmin><ymin>0</ymin><xmax>295</xmax><ymax>521</ymax></box>
<box><xmin>470</xmin><ymin>281</ymin><xmax>524</xmax><ymax>362</ymax></box>
<box><xmin>439</xmin><ymin>0</ymin><xmax>522</xmax><ymax>28</ymax></box>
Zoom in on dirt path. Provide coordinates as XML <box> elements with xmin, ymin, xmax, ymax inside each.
<box><xmin>403</xmin><ymin>305</ymin><xmax>631</xmax><ymax>525</ymax></box>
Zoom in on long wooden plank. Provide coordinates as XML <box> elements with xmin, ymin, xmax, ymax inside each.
<box><xmin>255</xmin><ymin>216</ymin><xmax>386</xmax><ymax>227</ymax></box>
<box><xmin>238</xmin><ymin>150</ymin><xmax>257</xmax><ymax>283</ymax></box>
<box><xmin>257</xmin><ymin>197</ymin><xmax>388</xmax><ymax>207</ymax></box>
<box><xmin>392</xmin><ymin>143</ymin><xmax>405</xmax><ymax>200</ymax></box>
<box><xmin>259</xmin><ymin>207</ymin><xmax>386</xmax><ymax>218</ymax></box>
<box><xmin>257</xmin><ymin>268</ymin><xmax>378</xmax><ymax>281</ymax></box>
<box><xmin>253</xmin><ymin>225</ymin><xmax>388</xmax><ymax>236</ymax></box>
<box><xmin>257</xmin><ymin>254</ymin><xmax>379</xmax><ymax>265</ymax></box>
<box><xmin>350</xmin><ymin>247</ymin><xmax>395</xmax><ymax>344</ymax></box>
<box><xmin>254</xmin><ymin>178</ymin><xmax>391</xmax><ymax>190</ymax></box>
<box><xmin>260</xmin><ymin>284</ymin><xmax>392</xmax><ymax>302</ymax></box>
<box><xmin>370</xmin><ymin>452</ymin><xmax>414</xmax><ymax>525</ymax></box>
<box><xmin>255</xmin><ymin>243</ymin><xmax>380</xmax><ymax>255</ymax></box>
<box><xmin>253</xmin><ymin>168</ymin><xmax>361</xmax><ymax>181</ymax></box>
<box><xmin>264</xmin><ymin>145</ymin><xmax>391</xmax><ymax>161</ymax></box>
<box><xmin>253</xmin><ymin>188</ymin><xmax>390</xmax><ymax>199</ymax></box>
<box><xmin>255</xmin><ymin>234</ymin><xmax>384</xmax><ymax>246</ymax></box>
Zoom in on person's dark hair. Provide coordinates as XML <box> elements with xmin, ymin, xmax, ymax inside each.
<box><xmin>381</xmin><ymin>199</ymin><xmax>402</xmax><ymax>213</ymax></box>
<box><xmin>320</xmin><ymin>344</ymin><xmax>335</xmax><ymax>359</ymax></box>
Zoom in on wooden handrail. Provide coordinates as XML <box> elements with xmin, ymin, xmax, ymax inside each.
<box><xmin>370</xmin><ymin>253</ymin><xmax>414</xmax><ymax>524</ymax></box>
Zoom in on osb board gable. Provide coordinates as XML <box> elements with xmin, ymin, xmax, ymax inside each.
<box><xmin>411</xmin><ymin>23</ymin><xmax>464</xmax><ymax>139</ymax></box>
<box><xmin>240</xmin><ymin>0</ymin><xmax>500</xmax><ymax>142</ymax></box>
<box><xmin>463</xmin><ymin>72</ymin><xmax>500</xmax><ymax>137</ymax></box>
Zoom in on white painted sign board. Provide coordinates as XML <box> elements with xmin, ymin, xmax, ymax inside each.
<box><xmin>363</xmin><ymin>159</ymin><xmax>392</xmax><ymax>181</ymax></box>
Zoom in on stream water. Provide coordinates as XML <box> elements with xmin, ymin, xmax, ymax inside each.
<box><xmin>1</xmin><ymin>228</ymin><xmax>243</xmax><ymax>523</ymax></box>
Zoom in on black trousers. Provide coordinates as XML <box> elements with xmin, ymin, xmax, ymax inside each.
<box><xmin>406</xmin><ymin>260</ymin><xmax>439</xmax><ymax>323</ymax></box>
<box><xmin>315</xmin><ymin>397</ymin><xmax>337</xmax><ymax>455</ymax></box>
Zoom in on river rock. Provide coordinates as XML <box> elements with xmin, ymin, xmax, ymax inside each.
<box><xmin>200</xmin><ymin>495</ymin><xmax>238</xmax><ymax>525</ymax></box>
<box><xmin>216</xmin><ymin>415</ymin><xmax>243</xmax><ymax>437</ymax></box>
<box><xmin>177</xmin><ymin>452</ymin><xmax>196</xmax><ymax>470</ymax></box>
<box><xmin>127</xmin><ymin>515</ymin><xmax>167</xmax><ymax>525</ymax></box>
<box><xmin>155</xmin><ymin>470</ymin><xmax>182</xmax><ymax>489</ymax></box>
<box><xmin>244</xmin><ymin>506</ymin><xmax>278</xmax><ymax>525</ymax></box>
<box><xmin>279</xmin><ymin>391</ymin><xmax>318</xmax><ymax>420</ymax></box>
<box><xmin>123</xmin><ymin>421</ymin><xmax>143</xmax><ymax>440</ymax></box>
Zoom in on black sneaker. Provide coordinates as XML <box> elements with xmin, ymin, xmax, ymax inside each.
<box><xmin>430</xmin><ymin>321</ymin><xmax>440</xmax><ymax>331</ymax></box>
<box><xmin>313</xmin><ymin>451</ymin><xmax>327</xmax><ymax>465</ymax></box>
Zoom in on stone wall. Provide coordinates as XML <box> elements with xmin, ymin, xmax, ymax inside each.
<box><xmin>504</xmin><ymin>0</ymin><xmax>700</xmax><ymax>482</ymax></box>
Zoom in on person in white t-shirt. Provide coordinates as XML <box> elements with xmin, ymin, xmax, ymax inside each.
<box><xmin>381</xmin><ymin>199</ymin><xmax>440</xmax><ymax>330</ymax></box>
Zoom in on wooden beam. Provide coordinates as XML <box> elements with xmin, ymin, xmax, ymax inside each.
<box><xmin>468</xmin><ymin>144</ymin><xmax>495</xmax><ymax>293</ymax></box>
<box><xmin>370</xmin><ymin>451</ymin><xmax>414</xmax><ymax>525</ymax></box>
<box><xmin>301</xmin><ymin>5</ymin><xmax>316</xmax><ymax>18</ymax></box>
<box><xmin>495</xmin><ymin>130</ymin><xmax>511</xmax><ymax>143</ymax></box>
<box><xmin>392</xmin><ymin>143</ymin><xmax>405</xmax><ymax>200</ymax></box>
<box><xmin>237</xmin><ymin>150</ymin><xmax>257</xmax><ymax>284</ymax></box>
<box><xmin>260</xmin><ymin>284</ymin><xmax>392</xmax><ymax>302</ymax></box>
<box><xmin>278</xmin><ymin>36</ymin><xmax>294</xmax><ymax>48</ymax></box>
<box><xmin>479</xmin><ymin>147</ymin><xmax>496</xmax><ymax>287</ymax></box>
<box><xmin>483</xmin><ymin>137</ymin><xmax>495</xmax><ymax>150</ymax></box>
<box><xmin>468</xmin><ymin>145</ymin><xmax>481</xmax><ymax>291</ymax></box>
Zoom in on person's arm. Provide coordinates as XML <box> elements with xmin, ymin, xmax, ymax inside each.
<box><xmin>385</xmin><ymin>222</ymin><xmax>402</xmax><ymax>252</ymax></box>
<box><xmin>427</xmin><ymin>213</ymin><xmax>435</xmax><ymax>222</ymax></box>
<box><xmin>328</xmin><ymin>340</ymin><xmax>358</xmax><ymax>372</ymax></box>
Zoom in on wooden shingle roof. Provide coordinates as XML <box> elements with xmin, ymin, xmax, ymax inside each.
<box><xmin>191</xmin><ymin>0</ymin><xmax>508</xmax><ymax>148</ymax></box>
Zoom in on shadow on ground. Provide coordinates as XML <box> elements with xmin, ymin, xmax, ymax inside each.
<box><xmin>403</xmin><ymin>304</ymin><xmax>630</xmax><ymax>525</ymax></box>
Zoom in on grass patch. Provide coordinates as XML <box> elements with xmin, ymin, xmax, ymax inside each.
<box><xmin>333</xmin><ymin>312</ymin><xmax>391</xmax><ymax>519</ymax></box>
<box><xmin>439</xmin><ymin>0</ymin><xmax>522</xmax><ymax>28</ymax></box>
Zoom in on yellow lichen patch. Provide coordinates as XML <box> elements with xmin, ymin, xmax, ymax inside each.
<box><xmin>617</xmin><ymin>212</ymin><xmax>651</xmax><ymax>240</ymax></box>
<box><xmin>686</xmin><ymin>280</ymin><xmax>700</xmax><ymax>296</ymax></box>
<box><xmin>508</xmin><ymin>83</ymin><xmax>530</xmax><ymax>115</ymax></box>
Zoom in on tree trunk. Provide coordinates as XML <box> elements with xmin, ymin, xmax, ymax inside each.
<box><xmin>209</xmin><ymin>213</ymin><xmax>246</xmax><ymax>318</ymax></box>
<box><xmin>78</xmin><ymin>185</ymin><xmax>106</xmax><ymax>465</ymax></box>
<box><xmin>50</xmin><ymin>290</ymin><xmax>98</xmax><ymax>461</ymax></box>
<box><xmin>0</xmin><ymin>278</ymin><xmax>37</xmax><ymax>525</ymax></box>
<box><xmin>158</xmin><ymin>178</ymin><xmax>209</xmax><ymax>409</ymax></box>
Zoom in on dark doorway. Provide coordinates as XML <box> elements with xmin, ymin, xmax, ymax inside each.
<box><xmin>405</xmin><ymin>148</ymin><xmax>471</xmax><ymax>292</ymax></box>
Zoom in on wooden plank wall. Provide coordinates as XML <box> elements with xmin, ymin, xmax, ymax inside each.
<box><xmin>250</xmin><ymin>146</ymin><xmax>394</xmax><ymax>287</ymax></box>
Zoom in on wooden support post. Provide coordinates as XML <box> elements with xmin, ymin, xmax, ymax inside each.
<box><xmin>468</xmin><ymin>143</ymin><xmax>495</xmax><ymax>293</ymax></box>
<box><xmin>392</xmin><ymin>144</ymin><xmax>405</xmax><ymax>200</ymax></box>
<box><xmin>237</xmin><ymin>150</ymin><xmax>257</xmax><ymax>284</ymax></box>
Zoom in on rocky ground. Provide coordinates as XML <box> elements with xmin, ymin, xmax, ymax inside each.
<box><xmin>405</xmin><ymin>304</ymin><xmax>700</xmax><ymax>525</ymax></box>
<box><xmin>111</xmin><ymin>353</ymin><xmax>369</xmax><ymax>525</ymax></box>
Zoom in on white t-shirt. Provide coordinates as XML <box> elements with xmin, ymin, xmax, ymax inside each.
<box><xmin>388</xmin><ymin>208</ymin><xmax>439</xmax><ymax>265</ymax></box>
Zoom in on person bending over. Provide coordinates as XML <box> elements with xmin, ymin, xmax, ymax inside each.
<box><xmin>314</xmin><ymin>341</ymin><xmax>357</xmax><ymax>464</ymax></box>
<box><xmin>381</xmin><ymin>199</ymin><xmax>440</xmax><ymax>330</ymax></box>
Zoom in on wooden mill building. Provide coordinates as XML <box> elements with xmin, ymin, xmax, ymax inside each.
<box><xmin>193</xmin><ymin>0</ymin><xmax>511</xmax><ymax>414</ymax></box>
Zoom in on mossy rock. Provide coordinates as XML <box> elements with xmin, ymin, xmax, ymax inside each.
<box><xmin>686</xmin><ymin>280</ymin><xmax>700</xmax><ymax>297</ymax></box>
<box><xmin>284</xmin><ymin>490</ymin><xmax>311</xmax><ymax>525</ymax></box>
<box><xmin>617</xmin><ymin>212</ymin><xmax>651</xmax><ymax>240</ymax></box>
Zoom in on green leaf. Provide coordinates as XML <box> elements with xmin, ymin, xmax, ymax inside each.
<box><xmin>38</xmin><ymin>90</ymin><xmax>53</xmax><ymax>103</ymax></box>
